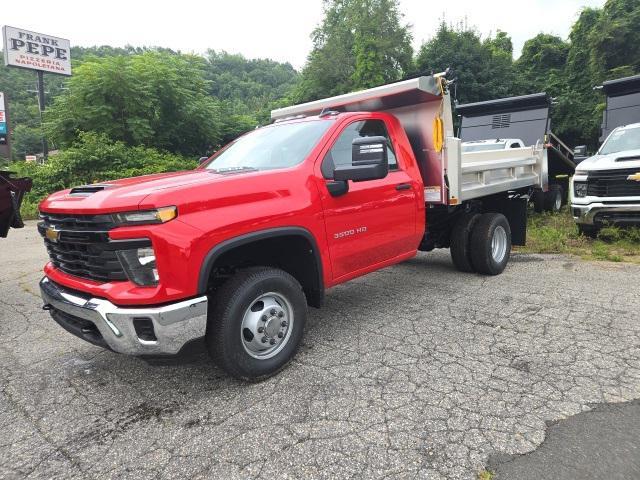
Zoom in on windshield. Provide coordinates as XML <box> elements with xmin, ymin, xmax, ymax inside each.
<box><xmin>205</xmin><ymin>120</ymin><xmax>331</xmax><ymax>172</ymax></box>
<box><xmin>462</xmin><ymin>143</ymin><xmax>506</xmax><ymax>153</ymax></box>
<box><xmin>599</xmin><ymin>125</ymin><xmax>640</xmax><ymax>155</ymax></box>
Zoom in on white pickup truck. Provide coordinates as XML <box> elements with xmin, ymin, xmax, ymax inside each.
<box><xmin>571</xmin><ymin>122</ymin><xmax>640</xmax><ymax>236</ymax></box>
<box><xmin>571</xmin><ymin>74</ymin><xmax>640</xmax><ymax>236</ymax></box>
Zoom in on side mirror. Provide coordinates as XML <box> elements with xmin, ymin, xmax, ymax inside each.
<box><xmin>573</xmin><ymin>145</ymin><xmax>588</xmax><ymax>164</ymax></box>
<box><xmin>573</xmin><ymin>145</ymin><xmax>587</xmax><ymax>156</ymax></box>
<box><xmin>333</xmin><ymin>136</ymin><xmax>389</xmax><ymax>182</ymax></box>
<box><xmin>198</xmin><ymin>156</ymin><xmax>209</xmax><ymax>165</ymax></box>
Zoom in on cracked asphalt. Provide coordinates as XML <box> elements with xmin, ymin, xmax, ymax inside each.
<box><xmin>1</xmin><ymin>222</ymin><xmax>640</xmax><ymax>479</ymax></box>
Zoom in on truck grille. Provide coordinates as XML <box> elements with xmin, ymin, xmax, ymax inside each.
<box><xmin>38</xmin><ymin>212</ymin><xmax>127</xmax><ymax>283</ymax></box>
<box><xmin>586</xmin><ymin>168</ymin><xmax>640</xmax><ymax>197</ymax></box>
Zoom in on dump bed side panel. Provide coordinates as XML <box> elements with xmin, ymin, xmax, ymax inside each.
<box><xmin>460</xmin><ymin>107</ymin><xmax>550</xmax><ymax>147</ymax></box>
<box><xmin>457</xmin><ymin>93</ymin><xmax>550</xmax><ymax>147</ymax></box>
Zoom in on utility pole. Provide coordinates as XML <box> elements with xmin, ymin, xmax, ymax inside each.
<box><xmin>36</xmin><ymin>71</ymin><xmax>48</xmax><ymax>161</ymax></box>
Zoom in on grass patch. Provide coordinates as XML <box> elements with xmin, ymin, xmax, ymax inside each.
<box><xmin>478</xmin><ymin>470</ymin><xmax>494</xmax><ymax>480</ymax></box>
<box><xmin>515</xmin><ymin>208</ymin><xmax>640</xmax><ymax>264</ymax></box>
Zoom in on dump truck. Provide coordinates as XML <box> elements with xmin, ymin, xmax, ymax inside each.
<box><xmin>38</xmin><ymin>74</ymin><xmax>549</xmax><ymax>380</ymax></box>
<box><xmin>457</xmin><ymin>92</ymin><xmax>576</xmax><ymax>213</ymax></box>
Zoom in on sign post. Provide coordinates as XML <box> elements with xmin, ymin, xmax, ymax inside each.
<box><xmin>2</xmin><ymin>25</ymin><xmax>71</xmax><ymax>161</ymax></box>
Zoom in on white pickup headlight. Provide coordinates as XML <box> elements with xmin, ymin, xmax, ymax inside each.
<box><xmin>574</xmin><ymin>182</ymin><xmax>588</xmax><ymax>197</ymax></box>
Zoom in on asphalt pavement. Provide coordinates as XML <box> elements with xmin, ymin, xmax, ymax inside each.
<box><xmin>1</xmin><ymin>222</ymin><xmax>639</xmax><ymax>479</ymax></box>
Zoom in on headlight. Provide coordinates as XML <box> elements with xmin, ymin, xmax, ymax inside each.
<box><xmin>117</xmin><ymin>246</ymin><xmax>159</xmax><ymax>286</ymax></box>
<box><xmin>112</xmin><ymin>206</ymin><xmax>177</xmax><ymax>226</ymax></box>
<box><xmin>574</xmin><ymin>182</ymin><xmax>587</xmax><ymax>197</ymax></box>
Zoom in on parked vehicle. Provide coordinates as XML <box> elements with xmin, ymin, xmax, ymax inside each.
<box><xmin>598</xmin><ymin>74</ymin><xmax>640</xmax><ymax>142</ymax></box>
<box><xmin>571</xmin><ymin>74</ymin><xmax>640</xmax><ymax>237</ymax></box>
<box><xmin>38</xmin><ymin>74</ymin><xmax>547</xmax><ymax>380</ymax></box>
<box><xmin>0</xmin><ymin>171</ymin><xmax>32</xmax><ymax>238</ymax></box>
<box><xmin>571</xmin><ymin>123</ymin><xmax>640</xmax><ymax>236</ymax></box>
<box><xmin>457</xmin><ymin>93</ymin><xmax>576</xmax><ymax>213</ymax></box>
<box><xmin>461</xmin><ymin>139</ymin><xmax>525</xmax><ymax>152</ymax></box>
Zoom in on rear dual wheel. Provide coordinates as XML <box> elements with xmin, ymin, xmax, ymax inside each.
<box><xmin>544</xmin><ymin>185</ymin><xmax>563</xmax><ymax>213</ymax></box>
<box><xmin>450</xmin><ymin>212</ymin><xmax>512</xmax><ymax>275</ymax></box>
<box><xmin>532</xmin><ymin>185</ymin><xmax>563</xmax><ymax>214</ymax></box>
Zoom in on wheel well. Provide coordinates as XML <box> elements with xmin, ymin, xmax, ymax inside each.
<box><xmin>200</xmin><ymin>231</ymin><xmax>324</xmax><ymax>308</ymax></box>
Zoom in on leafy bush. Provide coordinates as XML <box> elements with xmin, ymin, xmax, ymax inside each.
<box><xmin>44</xmin><ymin>52</ymin><xmax>226</xmax><ymax>156</ymax></box>
<box><xmin>8</xmin><ymin>132</ymin><xmax>196</xmax><ymax>218</ymax></box>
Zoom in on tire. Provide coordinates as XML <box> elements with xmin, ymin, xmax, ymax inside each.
<box><xmin>578</xmin><ymin>224</ymin><xmax>599</xmax><ymax>239</ymax></box>
<box><xmin>532</xmin><ymin>190</ymin><xmax>545</xmax><ymax>213</ymax></box>
<box><xmin>450</xmin><ymin>213</ymin><xmax>480</xmax><ymax>272</ymax></box>
<box><xmin>206</xmin><ymin>267</ymin><xmax>307</xmax><ymax>381</ymax></box>
<box><xmin>544</xmin><ymin>185</ymin><xmax>563</xmax><ymax>213</ymax></box>
<box><xmin>470</xmin><ymin>213</ymin><xmax>512</xmax><ymax>275</ymax></box>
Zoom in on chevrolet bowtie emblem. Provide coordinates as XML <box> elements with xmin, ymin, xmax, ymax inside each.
<box><xmin>627</xmin><ymin>172</ymin><xmax>640</xmax><ymax>182</ymax></box>
<box><xmin>45</xmin><ymin>226</ymin><xmax>60</xmax><ymax>243</ymax></box>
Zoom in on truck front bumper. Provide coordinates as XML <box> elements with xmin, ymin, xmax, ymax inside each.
<box><xmin>571</xmin><ymin>202</ymin><xmax>640</xmax><ymax>226</ymax></box>
<box><xmin>39</xmin><ymin>277</ymin><xmax>208</xmax><ymax>356</ymax></box>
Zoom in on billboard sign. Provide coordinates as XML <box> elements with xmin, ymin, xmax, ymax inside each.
<box><xmin>2</xmin><ymin>25</ymin><xmax>71</xmax><ymax>76</ymax></box>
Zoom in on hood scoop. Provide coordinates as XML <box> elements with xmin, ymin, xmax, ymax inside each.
<box><xmin>616</xmin><ymin>155</ymin><xmax>640</xmax><ymax>162</ymax></box>
<box><xmin>69</xmin><ymin>184</ymin><xmax>112</xmax><ymax>196</ymax></box>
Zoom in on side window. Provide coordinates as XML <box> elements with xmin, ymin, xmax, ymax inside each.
<box><xmin>321</xmin><ymin>119</ymin><xmax>398</xmax><ymax>179</ymax></box>
<box><xmin>509</xmin><ymin>142</ymin><xmax>521</xmax><ymax>148</ymax></box>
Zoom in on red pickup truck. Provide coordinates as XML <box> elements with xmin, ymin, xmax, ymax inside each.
<box><xmin>39</xmin><ymin>75</ymin><xmax>545</xmax><ymax>380</ymax></box>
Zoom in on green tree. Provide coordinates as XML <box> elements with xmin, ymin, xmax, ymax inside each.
<box><xmin>415</xmin><ymin>22</ymin><xmax>516</xmax><ymax>104</ymax></box>
<box><xmin>295</xmin><ymin>0</ymin><xmax>413</xmax><ymax>101</ymax></box>
<box><xmin>44</xmin><ymin>52</ymin><xmax>224</xmax><ymax>156</ymax></box>
<box><xmin>11</xmin><ymin>124</ymin><xmax>43</xmax><ymax>159</ymax></box>
<box><xmin>588</xmin><ymin>0</ymin><xmax>640</xmax><ymax>79</ymax></box>
<box><xmin>516</xmin><ymin>34</ymin><xmax>568</xmax><ymax>93</ymax></box>
<box><xmin>204</xmin><ymin>50</ymin><xmax>298</xmax><ymax>124</ymax></box>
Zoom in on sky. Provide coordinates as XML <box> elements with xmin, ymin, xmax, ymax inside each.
<box><xmin>2</xmin><ymin>0</ymin><xmax>606</xmax><ymax>70</ymax></box>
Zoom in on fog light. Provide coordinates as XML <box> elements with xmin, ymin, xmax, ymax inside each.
<box><xmin>117</xmin><ymin>246</ymin><xmax>159</xmax><ymax>286</ymax></box>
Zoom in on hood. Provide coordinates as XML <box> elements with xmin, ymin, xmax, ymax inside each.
<box><xmin>578</xmin><ymin>149</ymin><xmax>640</xmax><ymax>171</ymax></box>
<box><xmin>40</xmin><ymin>169</ymin><xmax>234</xmax><ymax>214</ymax></box>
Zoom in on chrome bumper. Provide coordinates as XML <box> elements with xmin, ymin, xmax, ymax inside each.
<box><xmin>39</xmin><ymin>277</ymin><xmax>208</xmax><ymax>355</ymax></box>
<box><xmin>571</xmin><ymin>202</ymin><xmax>640</xmax><ymax>225</ymax></box>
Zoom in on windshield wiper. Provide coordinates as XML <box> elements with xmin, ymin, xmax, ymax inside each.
<box><xmin>209</xmin><ymin>166</ymin><xmax>259</xmax><ymax>174</ymax></box>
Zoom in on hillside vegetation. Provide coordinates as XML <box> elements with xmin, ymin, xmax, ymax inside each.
<box><xmin>2</xmin><ymin>0</ymin><xmax>640</xmax><ymax>219</ymax></box>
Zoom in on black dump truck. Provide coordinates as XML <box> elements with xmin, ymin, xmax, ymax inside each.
<box><xmin>599</xmin><ymin>73</ymin><xmax>640</xmax><ymax>142</ymax></box>
<box><xmin>457</xmin><ymin>93</ymin><xmax>576</xmax><ymax>213</ymax></box>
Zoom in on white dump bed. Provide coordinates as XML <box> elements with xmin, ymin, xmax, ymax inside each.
<box><xmin>272</xmin><ymin>76</ymin><xmax>545</xmax><ymax>205</ymax></box>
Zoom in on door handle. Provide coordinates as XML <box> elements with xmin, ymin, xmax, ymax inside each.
<box><xmin>395</xmin><ymin>183</ymin><xmax>411</xmax><ymax>191</ymax></box>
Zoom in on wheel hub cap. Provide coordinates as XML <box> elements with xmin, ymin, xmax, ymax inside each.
<box><xmin>241</xmin><ymin>292</ymin><xmax>293</xmax><ymax>359</ymax></box>
<box><xmin>491</xmin><ymin>226</ymin><xmax>508</xmax><ymax>263</ymax></box>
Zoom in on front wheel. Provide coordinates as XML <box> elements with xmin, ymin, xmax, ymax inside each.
<box><xmin>207</xmin><ymin>267</ymin><xmax>307</xmax><ymax>381</ymax></box>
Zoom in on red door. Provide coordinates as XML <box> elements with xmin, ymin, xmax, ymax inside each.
<box><xmin>317</xmin><ymin>118</ymin><xmax>418</xmax><ymax>281</ymax></box>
